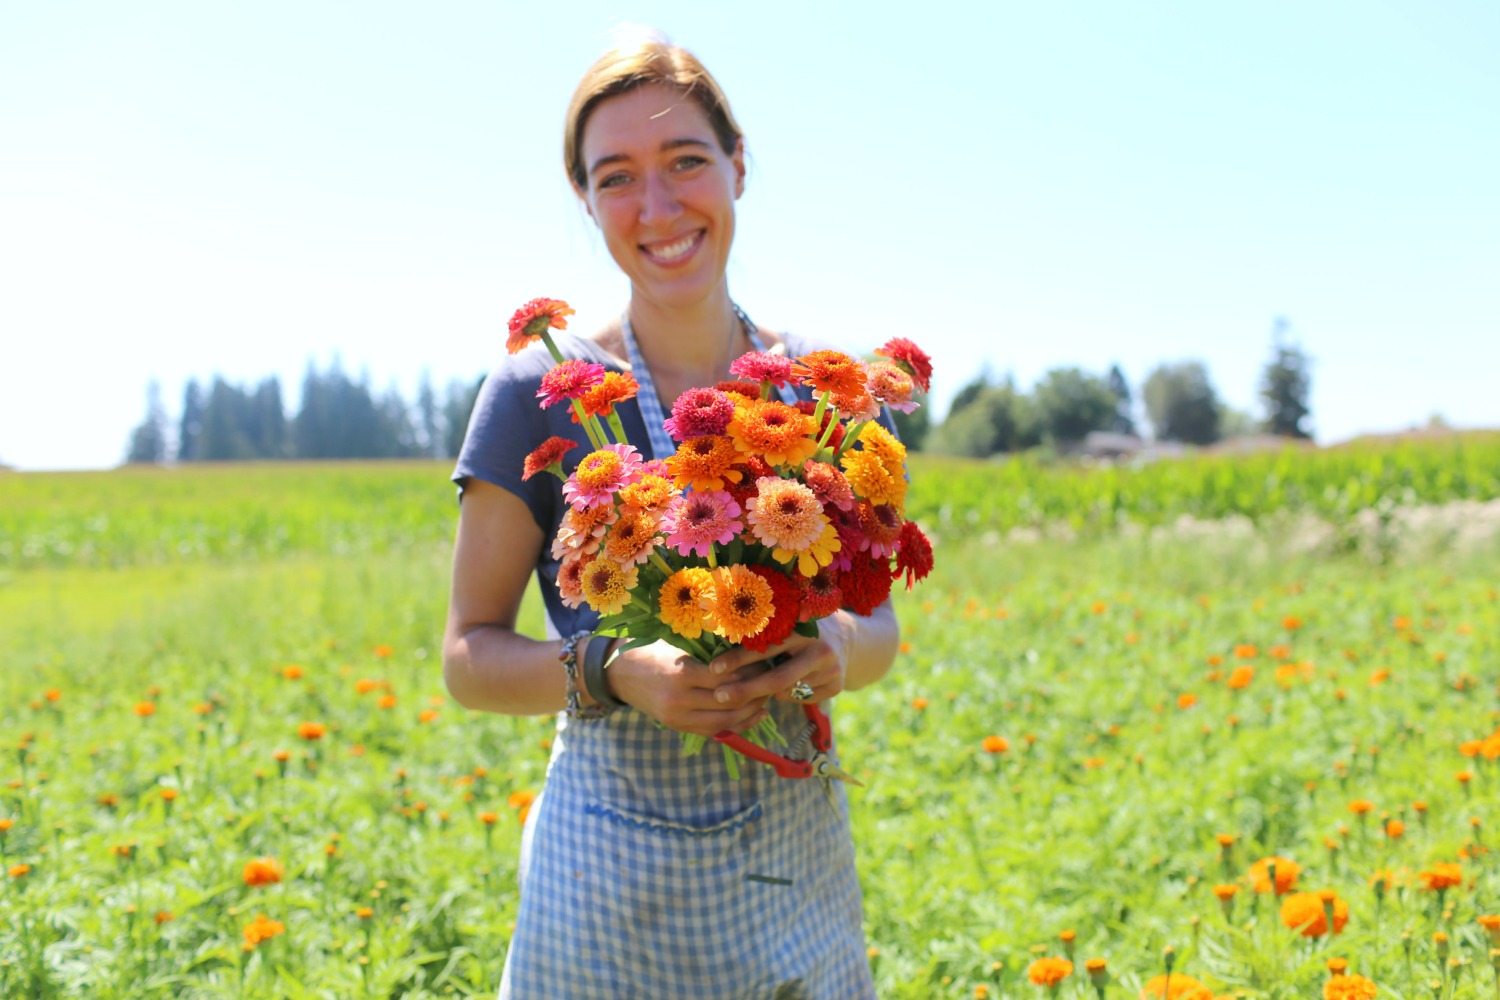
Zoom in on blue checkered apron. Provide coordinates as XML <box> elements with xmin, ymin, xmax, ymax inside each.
<box><xmin>497</xmin><ymin>312</ymin><xmax>875</xmax><ymax>999</ymax></box>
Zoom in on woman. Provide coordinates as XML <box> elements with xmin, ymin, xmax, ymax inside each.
<box><xmin>444</xmin><ymin>37</ymin><xmax>899</xmax><ymax>999</ymax></box>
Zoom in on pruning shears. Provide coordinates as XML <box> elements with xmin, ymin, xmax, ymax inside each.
<box><xmin>714</xmin><ymin>702</ymin><xmax>864</xmax><ymax>806</ymax></box>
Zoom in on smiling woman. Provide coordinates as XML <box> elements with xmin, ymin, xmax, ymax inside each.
<box><xmin>443</xmin><ymin>33</ymin><xmax>899</xmax><ymax>1000</ymax></box>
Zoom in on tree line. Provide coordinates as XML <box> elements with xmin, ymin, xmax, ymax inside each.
<box><xmin>126</xmin><ymin>327</ymin><xmax>1311</xmax><ymax>464</ymax></box>
<box><xmin>125</xmin><ymin>363</ymin><xmax>483</xmax><ymax>464</ymax></box>
<box><xmin>895</xmin><ymin>324</ymin><xmax>1312</xmax><ymax>457</ymax></box>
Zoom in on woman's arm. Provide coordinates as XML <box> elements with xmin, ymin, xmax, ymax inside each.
<box><xmin>441</xmin><ymin>479</ymin><xmax>777</xmax><ymax>735</ymax></box>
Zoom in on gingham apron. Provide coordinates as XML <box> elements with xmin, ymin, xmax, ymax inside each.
<box><xmin>496</xmin><ymin>311</ymin><xmax>875</xmax><ymax>999</ymax></box>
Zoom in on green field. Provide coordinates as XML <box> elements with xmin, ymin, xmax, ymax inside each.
<box><xmin>2</xmin><ymin>445</ymin><xmax>1498</xmax><ymax>997</ymax></box>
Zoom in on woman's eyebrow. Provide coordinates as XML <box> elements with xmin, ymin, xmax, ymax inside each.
<box><xmin>588</xmin><ymin>138</ymin><xmax>713</xmax><ymax>176</ymax></box>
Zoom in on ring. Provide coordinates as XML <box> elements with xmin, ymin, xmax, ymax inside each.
<box><xmin>789</xmin><ymin>681</ymin><xmax>815</xmax><ymax>702</ymax></box>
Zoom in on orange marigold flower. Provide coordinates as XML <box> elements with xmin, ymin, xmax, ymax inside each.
<box><xmin>280</xmin><ymin>664</ymin><xmax>303</xmax><ymax>680</ymax></box>
<box><xmin>1248</xmin><ymin>855</ymin><xmax>1301</xmax><ymax>894</ymax></box>
<box><xmin>372</xmin><ymin>644</ymin><xmax>394</xmax><ymax>658</ymax></box>
<box><xmin>508</xmin><ymin>789</ymin><xmax>537</xmax><ymax>825</ymax></box>
<box><xmin>1323</xmin><ymin>973</ymin><xmax>1378</xmax><ymax>1000</ymax></box>
<box><xmin>9</xmin><ymin>863</ymin><xmax>31</xmax><ymax>878</ymax></box>
<box><xmin>1385</xmin><ymin>818</ymin><xmax>1404</xmax><ymax>838</ymax></box>
<box><xmin>159</xmin><ymin>788</ymin><xmax>178</xmax><ymax>802</ymax></box>
<box><xmin>1326</xmin><ymin>957</ymin><xmax>1349</xmax><ymax>974</ymax></box>
<box><xmin>1347</xmin><ymin>799</ymin><xmax>1374</xmax><ymax>815</ymax></box>
<box><xmin>1140</xmin><ymin>973</ymin><xmax>1214</xmax><ymax>998</ymax></box>
<box><xmin>242</xmin><ymin>913</ymin><xmax>286</xmax><ymax>948</ymax></box>
<box><xmin>356</xmin><ymin>906</ymin><xmax>374</xmax><ymax>919</ymax></box>
<box><xmin>1419</xmin><ymin>862</ymin><xmax>1463</xmax><ymax>891</ymax></box>
<box><xmin>1478</xmin><ymin>913</ymin><xmax>1500</xmax><ymax>942</ymax></box>
<box><xmin>665</xmin><ymin>434</ymin><xmax>744</xmax><ymax>492</ymax></box>
<box><xmin>377</xmin><ymin>693</ymin><xmax>398</xmax><ymax>710</ymax></box>
<box><xmin>911</xmin><ymin>696</ymin><xmax>928</xmax><ymax>711</ymax></box>
<box><xmin>1212</xmin><ymin>883</ymin><xmax>1238</xmax><ymax>901</ymax></box>
<box><xmin>297</xmin><ymin>722</ymin><xmax>326</xmax><ymax>741</ymax></box>
<box><xmin>1177</xmin><ymin>692</ymin><xmax>1198</xmax><ymax>710</ymax></box>
<box><xmin>1368</xmin><ymin>668</ymin><xmax>1390</xmax><ymax>685</ymax></box>
<box><xmin>982</xmin><ymin>735</ymin><xmax>1009</xmax><ymax>754</ymax></box>
<box><xmin>727</xmin><ymin>399</ymin><xmax>819</xmax><ymax>468</ymax></box>
<box><xmin>1025</xmin><ymin>956</ymin><xmax>1073</xmax><ymax>986</ymax></box>
<box><xmin>1084</xmin><ymin>957</ymin><xmax>1107</xmax><ymax>975</ymax></box>
<box><xmin>417</xmin><ymin>709</ymin><xmax>439</xmax><ymax>724</ymax></box>
<box><xmin>154</xmin><ymin>910</ymin><xmax>174</xmax><ymax>925</ymax></box>
<box><xmin>1214</xmin><ymin>833</ymin><xmax>1236</xmax><ymax>848</ymax></box>
<box><xmin>1233</xmin><ymin>643</ymin><xmax>1258</xmax><ymax>659</ymax></box>
<box><xmin>478</xmin><ymin>811</ymin><xmax>499</xmax><ymax>826</ymax></box>
<box><xmin>242</xmin><ymin>857</ymin><xmax>283</xmax><ymax>887</ymax></box>
<box><xmin>1457</xmin><ymin>770</ymin><xmax>1473</xmax><ymax>784</ymax></box>
<box><xmin>1282</xmin><ymin>615</ymin><xmax>1303</xmax><ymax>630</ymax></box>
<box><xmin>506</xmin><ymin>297</ymin><xmax>573</xmax><ymax>354</ymax></box>
<box><xmin>703</xmin><ymin>564</ymin><xmax>776</xmax><ymax>644</ymax></box>
<box><xmin>134</xmin><ymin>701</ymin><xmax>156</xmax><ymax>717</ymax></box>
<box><xmin>355</xmin><ymin>678</ymin><xmax>383</xmax><ymax>695</ymax></box>
<box><xmin>44</xmin><ymin>688</ymin><xmax>62</xmax><ymax>702</ymax></box>
<box><xmin>1226</xmin><ymin>666</ymin><xmax>1254</xmax><ymax>690</ymax></box>
<box><xmin>1280</xmin><ymin>890</ymin><xmax>1349</xmax><ymax>937</ymax></box>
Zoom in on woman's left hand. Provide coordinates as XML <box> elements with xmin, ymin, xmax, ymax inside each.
<box><xmin>707</xmin><ymin>626</ymin><xmax>848</xmax><ymax>708</ymax></box>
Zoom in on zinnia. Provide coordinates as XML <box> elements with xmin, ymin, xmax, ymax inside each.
<box><xmin>874</xmin><ymin>337</ymin><xmax>933</xmax><ymax>392</ymax></box>
<box><xmin>703</xmin><ymin>565</ymin><xmax>776</xmax><ymax>644</ymax></box>
<box><xmin>506</xmin><ymin>297</ymin><xmax>573</xmax><ymax>354</ymax></box>
<box><xmin>747</xmin><ymin>477</ymin><xmax>832</xmax><ymax>558</ymax></box>
<box><xmin>578</xmin><ymin>556</ymin><xmax>637</xmax><ymax>616</ymax></box>
<box><xmin>662</xmin><ymin>489</ymin><xmax>742</xmax><ymax>558</ymax></box>
<box><xmin>563</xmin><ymin>444</ymin><xmax>642</xmax><ymax>510</ymax></box>
<box><xmin>522</xmin><ymin>436</ymin><xmax>578</xmax><ymax>482</ymax></box>
<box><xmin>577</xmin><ymin>371</ymin><xmax>638</xmax><ymax>419</ymax></box>
<box><xmin>536</xmin><ymin>359</ymin><xmax>606</xmax><ymax>409</ymax></box>
<box><xmin>665</xmin><ymin>434</ymin><xmax>744</xmax><ymax>492</ymax></box>
<box><xmin>739</xmin><ymin>566</ymin><xmax>802</xmax><ymax>654</ymax></box>
<box><xmin>663</xmin><ymin>387</ymin><xmax>736</xmax><ymax>440</ymax></box>
<box><xmin>657</xmin><ymin>567</ymin><xmax>716</xmax><ymax>639</ymax></box>
<box><xmin>792</xmin><ymin>349</ymin><xmax>867</xmax><ymax>398</ymax></box>
<box><xmin>727</xmin><ymin>399</ymin><xmax>819</xmax><ymax>468</ymax></box>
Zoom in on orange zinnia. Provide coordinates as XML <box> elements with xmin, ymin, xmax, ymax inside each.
<box><xmin>665</xmin><ymin>434</ymin><xmax>744</xmax><ymax>491</ymax></box>
<box><xmin>792</xmin><ymin>349</ymin><xmax>867</xmax><ymax>397</ymax></box>
<box><xmin>506</xmin><ymin>297</ymin><xmax>573</xmax><ymax>354</ymax></box>
<box><xmin>242</xmin><ymin>857</ymin><xmax>283</xmax><ymax>886</ymax></box>
<box><xmin>577</xmin><ymin>371</ymin><xmax>639</xmax><ymax>418</ymax></box>
<box><xmin>727</xmin><ymin>399</ymin><xmax>818</xmax><ymax>468</ymax></box>
<box><xmin>703</xmin><ymin>565</ymin><xmax>775</xmax><ymax>644</ymax></box>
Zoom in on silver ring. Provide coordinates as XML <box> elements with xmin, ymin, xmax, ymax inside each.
<box><xmin>789</xmin><ymin>681</ymin><xmax>814</xmax><ymax>703</ymax></box>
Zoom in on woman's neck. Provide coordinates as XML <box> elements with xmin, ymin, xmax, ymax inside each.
<box><xmin>626</xmin><ymin>287</ymin><xmax>745</xmax><ymax>387</ymax></box>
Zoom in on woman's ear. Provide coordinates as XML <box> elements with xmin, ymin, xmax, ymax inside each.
<box><xmin>572</xmin><ymin>181</ymin><xmax>597</xmax><ymax>223</ymax></box>
<box><xmin>732</xmin><ymin>139</ymin><xmax>746</xmax><ymax>199</ymax></box>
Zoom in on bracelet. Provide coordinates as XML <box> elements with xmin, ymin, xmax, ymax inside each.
<box><xmin>558</xmin><ymin>630</ymin><xmax>607</xmax><ymax>720</ymax></box>
<box><xmin>582</xmin><ymin>633</ymin><xmax>626</xmax><ymax>712</ymax></box>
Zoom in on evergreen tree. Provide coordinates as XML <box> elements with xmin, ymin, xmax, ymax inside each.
<box><xmin>200</xmin><ymin>377</ymin><xmax>255</xmax><ymax>460</ymax></box>
<box><xmin>1106</xmin><ymin>364</ymin><xmax>1136</xmax><ymax>436</ymax></box>
<box><xmin>417</xmin><ymin>371</ymin><xmax>441</xmax><ymax>458</ymax></box>
<box><xmin>1142</xmin><ymin>361</ymin><xmax>1223</xmax><ymax>445</ymax></box>
<box><xmin>248</xmin><ymin>377</ymin><xmax>288</xmax><ymax>458</ymax></box>
<box><xmin>442</xmin><ymin>376</ymin><xmax>485</xmax><ymax>458</ymax></box>
<box><xmin>178</xmin><ymin>380</ymin><xmax>204</xmax><ymax>461</ymax></box>
<box><xmin>1259</xmin><ymin>318</ymin><xmax>1313</xmax><ymax>439</ymax></box>
<box><xmin>887</xmin><ymin>389</ymin><xmax>930</xmax><ymax>451</ymax></box>
<box><xmin>125</xmin><ymin>380</ymin><xmax>169</xmax><ymax>464</ymax></box>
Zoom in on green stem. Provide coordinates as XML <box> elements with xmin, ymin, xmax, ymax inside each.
<box><xmin>606</xmin><ymin>411</ymin><xmax>629</xmax><ymax>447</ymax></box>
<box><xmin>706</xmin><ymin>545</ymin><xmax>718</xmax><ymax>569</ymax></box>
<box><xmin>648</xmin><ymin>550</ymin><xmax>674</xmax><ymax>577</ymax></box>
<box><xmin>833</xmin><ymin>419</ymin><xmax>870</xmax><ymax>462</ymax></box>
<box><xmin>571</xmin><ymin>401</ymin><xmax>606</xmax><ymax>449</ymax></box>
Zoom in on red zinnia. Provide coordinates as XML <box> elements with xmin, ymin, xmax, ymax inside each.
<box><xmin>874</xmin><ymin>337</ymin><xmax>933</xmax><ymax>392</ymax></box>
<box><xmin>798</xmin><ymin>566</ymin><xmax>843</xmax><ymax>621</ymax></box>
<box><xmin>893</xmin><ymin>521</ymin><xmax>934</xmax><ymax>589</ymax></box>
<box><xmin>714</xmin><ymin>379</ymin><xmax>762</xmax><ymax>401</ymax></box>
<box><xmin>663</xmin><ymin>387</ymin><xmax>736</xmax><ymax>441</ymax></box>
<box><xmin>730</xmin><ymin>351</ymin><xmax>795</xmax><ymax>386</ymax></box>
<box><xmin>506</xmin><ymin>297</ymin><xmax>573</xmax><ymax>354</ymax></box>
<box><xmin>740</xmin><ymin>565</ymin><xmax>802</xmax><ymax>653</ymax></box>
<box><xmin>839</xmin><ymin>550</ymin><xmax>893</xmax><ymax>615</ymax></box>
<box><xmin>522</xmin><ymin>436</ymin><xmax>579</xmax><ymax>481</ymax></box>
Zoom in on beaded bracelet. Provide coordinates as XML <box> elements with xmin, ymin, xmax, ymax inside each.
<box><xmin>558</xmin><ymin>630</ymin><xmax>608</xmax><ymax>720</ymax></box>
<box><xmin>581</xmin><ymin>633</ymin><xmax>625</xmax><ymax>712</ymax></box>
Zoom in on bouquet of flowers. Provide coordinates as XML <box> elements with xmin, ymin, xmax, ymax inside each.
<box><xmin>508</xmin><ymin>297</ymin><xmax>935</xmax><ymax>773</ymax></box>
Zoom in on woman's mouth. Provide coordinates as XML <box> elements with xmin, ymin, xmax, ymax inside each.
<box><xmin>640</xmin><ymin>230</ymin><xmax>704</xmax><ymax>267</ymax></box>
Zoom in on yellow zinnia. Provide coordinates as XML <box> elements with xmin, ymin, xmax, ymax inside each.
<box><xmin>579</xmin><ymin>556</ymin><xmax>638</xmax><ymax>616</ymax></box>
<box><xmin>657</xmin><ymin>567</ymin><xmax>715</xmax><ymax>639</ymax></box>
<box><xmin>773</xmin><ymin>521</ymin><xmax>843</xmax><ymax>577</ymax></box>
<box><xmin>841</xmin><ymin>446</ymin><xmax>906</xmax><ymax>508</ymax></box>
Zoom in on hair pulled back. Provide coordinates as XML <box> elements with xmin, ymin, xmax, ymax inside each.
<box><xmin>564</xmin><ymin>37</ymin><xmax>743</xmax><ymax>192</ymax></box>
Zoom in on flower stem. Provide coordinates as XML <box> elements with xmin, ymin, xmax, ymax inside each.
<box><xmin>833</xmin><ymin>419</ymin><xmax>870</xmax><ymax>461</ymax></box>
<box><xmin>648</xmin><ymin>550</ymin><xmax>674</xmax><ymax>577</ymax></box>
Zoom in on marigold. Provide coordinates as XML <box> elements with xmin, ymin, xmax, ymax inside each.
<box><xmin>280</xmin><ymin>664</ymin><xmax>303</xmax><ymax>680</ymax></box>
<box><xmin>243</xmin><ymin>856</ymin><xmax>284</xmax><ymax>886</ymax></box>
<box><xmin>9</xmin><ymin>863</ymin><xmax>30</xmax><ymax>878</ymax></box>
<box><xmin>1233</xmin><ymin>643</ymin><xmax>1258</xmax><ymax>659</ymax></box>
<box><xmin>1226</xmin><ymin>665</ymin><xmax>1254</xmax><ymax>690</ymax></box>
<box><xmin>579</xmin><ymin>556</ymin><xmax>638</xmax><ymax>616</ymax></box>
<box><xmin>657</xmin><ymin>567</ymin><xmax>716</xmax><ymax>639</ymax></box>
<box><xmin>703</xmin><ymin>564</ymin><xmax>776</xmax><ymax>644</ymax></box>
<box><xmin>982</xmin><ymin>735</ymin><xmax>1009</xmax><ymax>754</ymax></box>
<box><xmin>874</xmin><ymin>337</ymin><xmax>933</xmax><ymax>392</ymax></box>
<box><xmin>1140</xmin><ymin>973</ymin><xmax>1214</xmax><ymax>999</ymax></box>
<box><xmin>1323</xmin><ymin>974</ymin><xmax>1377</xmax><ymax>1000</ymax></box>
<box><xmin>508</xmin><ymin>788</ymin><xmax>537</xmax><ymax>824</ymax></box>
<box><xmin>242</xmin><ymin>913</ymin><xmax>286</xmax><ymax>947</ymax></box>
<box><xmin>665</xmin><ymin>434</ymin><xmax>745</xmax><ymax>492</ymax></box>
<box><xmin>506</xmin><ymin>297</ymin><xmax>573</xmax><ymax>354</ymax></box>
<box><xmin>522</xmin><ymin>435</ymin><xmax>578</xmax><ymax>481</ymax></box>
<box><xmin>1419</xmin><ymin>862</ymin><xmax>1463</xmax><ymax>891</ymax></box>
<box><xmin>1177</xmin><ymin>692</ymin><xmax>1198</xmax><ymax>710</ymax></box>
<box><xmin>1348</xmin><ymin>799</ymin><xmax>1374</xmax><ymax>815</ymax></box>
<box><xmin>1248</xmin><ymin>855</ymin><xmax>1301</xmax><ymax>894</ymax></box>
<box><xmin>134</xmin><ymin>701</ymin><xmax>156</xmax><ymax>717</ymax></box>
<box><xmin>1212</xmin><ymin>883</ymin><xmax>1238</xmax><ymax>901</ymax></box>
<box><xmin>577</xmin><ymin>370</ymin><xmax>639</xmax><ymax>419</ymax></box>
<box><xmin>1280</xmin><ymin>890</ymin><xmax>1348</xmax><ymax>937</ymax></box>
<box><xmin>728</xmin><ymin>399</ymin><xmax>818</xmax><ymax>468</ymax></box>
<box><xmin>1026</xmin><ymin>956</ymin><xmax>1072</xmax><ymax>986</ymax></box>
<box><xmin>478</xmin><ymin>811</ymin><xmax>499</xmax><ymax>826</ymax></box>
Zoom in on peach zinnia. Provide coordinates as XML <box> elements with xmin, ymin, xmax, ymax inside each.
<box><xmin>703</xmin><ymin>565</ymin><xmax>775</xmax><ymax>644</ymax></box>
<box><xmin>747</xmin><ymin>478</ymin><xmax>836</xmax><ymax>573</ymax></box>
<box><xmin>603</xmin><ymin>506</ymin><xmax>662</xmax><ymax>566</ymax></box>
<box><xmin>617</xmin><ymin>473</ymin><xmax>675</xmax><ymax>514</ymax></box>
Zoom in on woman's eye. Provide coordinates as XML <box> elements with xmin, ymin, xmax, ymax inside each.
<box><xmin>672</xmin><ymin>155</ymin><xmax>707</xmax><ymax>172</ymax></box>
<box><xmin>597</xmin><ymin>172</ymin><xmax>630</xmax><ymax>190</ymax></box>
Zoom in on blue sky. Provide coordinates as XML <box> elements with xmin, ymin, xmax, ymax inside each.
<box><xmin>3</xmin><ymin>1</ymin><xmax>1497</xmax><ymax>469</ymax></box>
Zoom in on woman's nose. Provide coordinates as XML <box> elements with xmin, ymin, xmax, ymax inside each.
<box><xmin>639</xmin><ymin>170</ymin><xmax>681</xmax><ymax>224</ymax></box>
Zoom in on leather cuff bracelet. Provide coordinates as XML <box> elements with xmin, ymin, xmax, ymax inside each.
<box><xmin>581</xmin><ymin>633</ymin><xmax>625</xmax><ymax>712</ymax></box>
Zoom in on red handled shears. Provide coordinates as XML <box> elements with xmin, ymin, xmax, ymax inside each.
<box><xmin>713</xmin><ymin>702</ymin><xmax>863</xmax><ymax>804</ymax></box>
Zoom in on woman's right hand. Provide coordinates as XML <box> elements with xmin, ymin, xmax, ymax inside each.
<box><xmin>607</xmin><ymin>641</ymin><xmax>772</xmax><ymax>737</ymax></box>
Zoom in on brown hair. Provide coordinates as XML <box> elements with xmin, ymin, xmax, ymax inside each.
<box><xmin>564</xmin><ymin>38</ymin><xmax>743</xmax><ymax>192</ymax></box>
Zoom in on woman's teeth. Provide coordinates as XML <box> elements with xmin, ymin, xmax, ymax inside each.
<box><xmin>645</xmin><ymin>232</ymin><xmax>698</xmax><ymax>262</ymax></box>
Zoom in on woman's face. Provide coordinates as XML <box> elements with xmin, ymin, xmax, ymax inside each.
<box><xmin>578</xmin><ymin>84</ymin><xmax>745</xmax><ymax>313</ymax></box>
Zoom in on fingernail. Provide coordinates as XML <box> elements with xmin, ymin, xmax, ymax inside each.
<box><xmin>712</xmin><ymin>661</ymin><xmax>726</xmax><ymax>675</ymax></box>
<box><xmin>715</xmin><ymin>688</ymin><xmax>730</xmax><ymax>704</ymax></box>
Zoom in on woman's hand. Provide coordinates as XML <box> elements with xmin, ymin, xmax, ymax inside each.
<box><xmin>701</xmin><ymin>627</ymin><xmax>850</xmax><ymax>710</ymax></box>
<box><xmin>606</xmin><ymin>640</ymin><xmax>776</xmax><ymax>738</ymax></box>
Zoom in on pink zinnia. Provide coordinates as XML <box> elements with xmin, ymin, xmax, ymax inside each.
<box><xmin>867</xmin><ymin>362</ymin><xmax>918</xmax><ymax>413</ymax></box>
<box><xmin>803</xmin><ymin>460</ymin><xmax>856</xmax><ymax>512</ymax></box>
<box><xmin>556</xmin><ymin>552</ymin><xmax>587</xmax><ymax>609</ymax></box>
<box><xmin>661</xmin><ymin>490</ymin><xmax>742</xmax><ymax>558</ymax></box>
<box><xmin>746</xmin><ymin>477</ymin><xmax>827</xmax><ymax>552</ymax></box>
<box><xmin>561</xmin><ymin>444</ymin><xmax>642</xmax><ymax>511</ymax></box>
<box><xmin>537</xmin><ymin>360</ymin><xmax>606</xmax><ymax>409</ymax></box>
<box><xmin>550</xmin><ymin>503</ymin><xmax>616</xmax><ymax>560</ymax></box>
<box><xmin>729</xmin><ymin>351</ymin><xmax>795</xmax><ymax>387</ymax></box>
<box><xmin>663</xmin><ymin>388</ymin><xmax>736</xmax><ymax>441</ymax></box>
<box><xmin>828</xmin><ymin>508</ymin><xmax>862</xmax><ymax>572</ymax></box>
